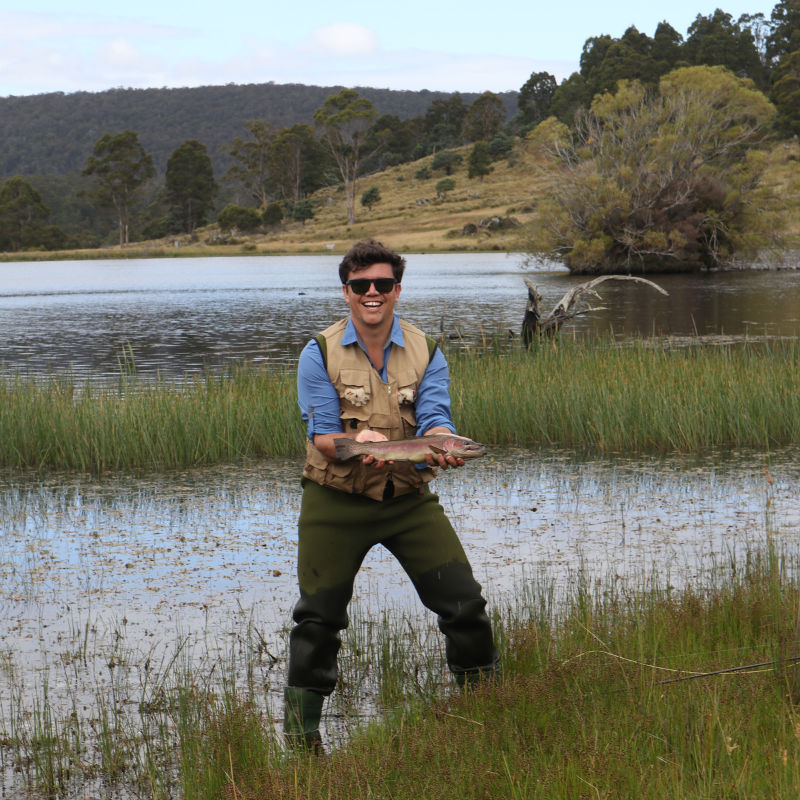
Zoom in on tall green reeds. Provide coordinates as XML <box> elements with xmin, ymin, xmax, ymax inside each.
<box><xmin>450</xmin><ymin>334</ymin><xmax>800</xmax><ymax>451</ymax></box>
<box><xmin>1</xmin><ymin>335</ymin><xmax>799</xmax><ymax>471</ymax></box>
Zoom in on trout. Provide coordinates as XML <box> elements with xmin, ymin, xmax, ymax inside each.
<box><xmin>333</xmin><ymin>434</ymin><xmax>485</xmax><ymax>463</ymax></box>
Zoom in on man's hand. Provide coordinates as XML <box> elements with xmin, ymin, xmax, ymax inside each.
<box><xmin>423</xmin><ymin>426</ymin><xmax>466</xmax><ymax>471</ymax></box>
<box><xmin>356</xmin><ymin>429</ymin><xmax>392</xmax><ymax>469</ymax></box>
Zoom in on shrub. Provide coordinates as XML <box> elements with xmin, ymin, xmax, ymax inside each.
<box><xmin>414</xmin><ymin>165</ymin><xmax>432</xmax><ymax>180</ymax></box>
<box><xmin>292</xmin><ymin>199</ymin><xmax>314</xmax><ymax>225</ymax></box>
<box><xmin>360</xmin><ymin>186</ymin><xmax>381</xmax><ymax>211</ymax></box>
<box><xmin>525</xmin><ymin>67</ymin><xmax>782</xmax><ymax>273</ymax></box>
<box><xmin>217</xmin><ymin>205</ymin><xmax>261</xmax><ymax>233</ymax></box>
<box><xmin>262</xmin><ymin>202</ymin><xmax>283</xmax><ymax>226</ymax></box>
<box><xmin>435</xmin><ymin>178</ymin><xmax>456</xmax><ymax>198</ymax></box>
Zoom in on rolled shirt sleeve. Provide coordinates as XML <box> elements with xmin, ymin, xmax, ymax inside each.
<box><xmin>297</xmin><ymin>340</ymin><xmax>344</xmax><ymax>439</ymax></box>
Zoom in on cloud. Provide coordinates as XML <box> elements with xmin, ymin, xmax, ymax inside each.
<box><xmin>0</xmin><ymin>11</ymin><xmax>189</xmax><ymax>42</ymax></box>
<box><xmin>309</xmin><ymin>23</ymin><xmax>379</xmax><ymax>57</ymax></box>
<box><xmin>0</xmin><ymin>15</ymin><xmax>577</xmax><ymax>97</ymax></box>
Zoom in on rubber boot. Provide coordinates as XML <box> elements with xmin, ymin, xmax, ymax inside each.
<box><xmin>283</xmin><ymin>688</ymin><xmax>325</xmax><ymax>754</ymax></box>
<box><xmin>456</xmin><ymin>665</ymin><xmax>500</xmax><ymax>690</ymax></box>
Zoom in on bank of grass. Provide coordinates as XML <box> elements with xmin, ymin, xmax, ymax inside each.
<box><xmin>2</xmin><ymin>335</ymin><xmax>799</xmax><ymax>471</ymax></box>
<box><xmin>185</xmin><ymin>540</ymin><xmax>800</xmax><ymax>799</ymax></box>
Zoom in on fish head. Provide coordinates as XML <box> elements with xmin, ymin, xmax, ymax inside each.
<box><xmin>443</xmin><ymin>438</ymin><xmax>486</xmax><ymax>460</ymax></box>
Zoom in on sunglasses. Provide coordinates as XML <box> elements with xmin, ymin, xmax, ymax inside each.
<box><xmin>344</xmin><ymin>278</ymin><xmax>398</xmax><ymax>294</ymax></box>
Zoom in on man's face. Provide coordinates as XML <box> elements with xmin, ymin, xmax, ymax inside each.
<box><xmin>342</xmin><ymin>262</ymin><xmax>401</xmax><ymax>330</ymax></box>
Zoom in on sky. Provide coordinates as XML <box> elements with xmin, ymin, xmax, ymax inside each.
<box><xmin>0</xmin><ymin>0</ymin><xmax>780</xmax><ymax>97</ymax></box>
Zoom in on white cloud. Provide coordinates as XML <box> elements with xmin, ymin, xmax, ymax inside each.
<box><xmin>309</xmin><ymin>23</ymin><xmax>379</xmax><ymax>57</ymax></box>
<box><xmin>0</xmin><ymin>11</ymin><xmax>189</xmax><ymax>42</ymax></box>
<box><xmin>0</xmin><ymin>14</ymin><xmax>577</xmax><ymax>97</ymax></box>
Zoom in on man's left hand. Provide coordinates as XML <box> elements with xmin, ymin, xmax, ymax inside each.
<box><xmin>423</xmin><ymin>426</ymin><xmax>466</xmax><ymax>471</ymax></box>
<box><xmin>424</xmin><ymin>452</ymin><xmax>466</xmax><ymax>471</ymax></box>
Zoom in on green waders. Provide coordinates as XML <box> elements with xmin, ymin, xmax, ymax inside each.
<box><xmin>284</xmin><ymin>478</ymin><xmax>499</xmax><ymax>737</ymax></box>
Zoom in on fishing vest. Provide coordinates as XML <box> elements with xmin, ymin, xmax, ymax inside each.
<box><xmin>302</xmin><ymin>317</ymin><xmax>439</xmax><ymax>501</ymax></box>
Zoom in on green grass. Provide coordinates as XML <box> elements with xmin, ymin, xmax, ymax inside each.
<box><xmin>1</xmin><ymin>335</ymin><xmax>799</xmax><ymax>471</ymax></box>
<box><xmin>190</xmin><ymin>541</ymin><xmax>800</xmax><ymax>800</ymax></box>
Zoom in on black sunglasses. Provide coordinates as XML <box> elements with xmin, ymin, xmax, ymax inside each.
<box><xmin>344</xmin><ymin>278</ymin><xmax>398</xmax><ymax>294</ymax></box>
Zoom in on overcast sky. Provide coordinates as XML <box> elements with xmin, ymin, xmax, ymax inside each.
<box><xmin>0</xmin><ymin>0</ymin><xmax>779</xmax><ymax>97</ymax></box>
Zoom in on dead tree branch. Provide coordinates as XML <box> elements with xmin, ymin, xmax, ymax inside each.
<box><xmin>522</xmin><ymin>275</ymin><xmax>669</xmax><ymax>345</ymax></box>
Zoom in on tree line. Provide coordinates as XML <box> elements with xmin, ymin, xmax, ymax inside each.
<box><xmin>0</xmin><ymin>86</ymin><xmax>518</xmax><ymax>250</ymax></box>
<box><xmin>517</xmin><ymin>2</ymin><xmax>800</xmax><ymax>136</ymax></box>
<box><xmin>2</xmin><ymin>1</ymin><xmax>799</xmax><ymax>260</ymax></box>
<box><xmin>0</xmin><ymin>84</ymin><xmax>520</xmax><ymax>250</ymax></box>
<box><xmin>521</xmin><ymin>1</ymin><xmax>800</xmax><ymax>273</ymax></box>
<box><xmin>0</xmin><ymin>84</ymin><xmax>517</xmax><ymax>178</ymax></box>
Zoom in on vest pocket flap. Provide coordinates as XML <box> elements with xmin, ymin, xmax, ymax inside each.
<box><xmin>368</xmin><ymin>413</ymin><xmax>395</xmax><ymax>429</ymax></box>
<box><xmin>326</xmin><ymin>461</ymin><xmax>355</xmax><ymax>478</ymax></box>
<box><xmin>340</xmin><ymin>369</ymin><xmax>371</xmax><ymax>385</ymax></box>
<box><xmin>394</xmin><ymin>368</ymin><xmax>418</xmax><ymax>387</ymax></box>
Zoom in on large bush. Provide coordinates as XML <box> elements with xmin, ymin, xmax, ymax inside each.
<box><xmin>525</xmin><ymin>66</ymin><xmax>784</xmax><ymax>273</ymax></box>
<box><xmin>216</xmin><ymin>204</ymin><xmax>261</xmax><ymax>233</ymax></box>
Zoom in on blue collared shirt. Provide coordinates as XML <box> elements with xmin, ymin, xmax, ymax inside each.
<box><xmin>297</xmin><ymin>315</ymin><xmax>456</xmax><ymax>440</ymax></box>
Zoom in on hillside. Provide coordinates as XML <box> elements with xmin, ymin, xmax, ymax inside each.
<box><xmin>0</xmin><ymin>83</ymin><xmax>518</xmax><ymax>177</ymax></box>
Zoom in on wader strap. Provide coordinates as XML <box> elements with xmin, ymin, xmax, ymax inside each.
<box><xmin>314</xmin><ymin>334</ymin><xmax>328</xmax><ymax>369</ymax></box>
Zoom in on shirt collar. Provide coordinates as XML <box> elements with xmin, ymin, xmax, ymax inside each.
<box><xmin>342</xmin><ymin>315</ymin><xmax>405</xmax><ymax>349</ymax></box>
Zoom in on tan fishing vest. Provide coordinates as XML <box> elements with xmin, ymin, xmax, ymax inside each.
<box><xmin>303</xmin><ymin>317</ymin><xmax>439</xmax><ymax>501</ymax></box>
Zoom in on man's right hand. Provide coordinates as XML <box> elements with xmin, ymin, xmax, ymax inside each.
<box><xmin>355</xmin><ymin>429</ymin><xmax>391</xmax><ymax>469</ymax></box>
<box><xmin>312</xmin><ymin>429</ymin><xmax>391</xmax><ymax>467</ymax></box>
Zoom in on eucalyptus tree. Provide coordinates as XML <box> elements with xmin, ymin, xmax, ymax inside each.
<box><xmin>82</xmin><ymin>130</ymin><xmax>155</xmax><ymax>246</ymax></box>
<box><xmin>220</xmin><ymin>120</ymin><xmax>275</xmax><ymax>209</ymax></box>
<box><xmin>165</xmin><ymin>139</ymin><xmax>218</xmax><ymax>234</ymax></box>
<box><xmin>314</xmin><ymin>89</ymin><xmax>384</xmax><ymax>224</ymax></box>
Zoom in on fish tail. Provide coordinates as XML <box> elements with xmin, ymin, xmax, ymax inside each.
<box><xmin>334</xmin><ymin>438</ymin><xmax>364</xmax><ymax>461</ymax></box>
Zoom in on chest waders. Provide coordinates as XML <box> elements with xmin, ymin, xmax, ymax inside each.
<box><xmin>284</xmin><ymin>320</ymin><xmax>499</xmax><ymax>748</ymax></box>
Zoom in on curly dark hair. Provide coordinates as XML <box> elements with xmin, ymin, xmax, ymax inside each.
<box><xmin>338</xmin><ymin>238</ymin><xmax>406</xmax><ymax>284</ymax></box>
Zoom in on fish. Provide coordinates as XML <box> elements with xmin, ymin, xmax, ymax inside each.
<box><xmin>333</xmin><ymin>434</ymin><xmax>486</xmax><ymax>463</ymax></box>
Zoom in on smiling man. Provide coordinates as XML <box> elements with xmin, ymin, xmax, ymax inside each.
<box><xmin>284</xmin><ymin>238</ymin><xmax>499</xmax><ymax>751</ymax></box>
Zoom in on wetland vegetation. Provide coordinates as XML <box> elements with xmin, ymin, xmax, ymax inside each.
<box><xmin>2</xmin><ymin>335</ymin><xmax>799</xmax><ymax>472</ymax></box>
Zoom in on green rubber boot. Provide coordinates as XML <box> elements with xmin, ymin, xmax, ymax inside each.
<box><xmin>283</xmin><ymin>688</ymin><xmax>325</xmax><ymax>753</ymax></box>
<box><xmin>456</xmin><ymin>666</ymin><xmax>500</xmax><ymax>689</ymax></box>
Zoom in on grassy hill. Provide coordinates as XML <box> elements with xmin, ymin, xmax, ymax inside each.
<box><xmin>4</xmin><ymin>137</ymin><xmax>799</xmax><ymax>263</ymax></box>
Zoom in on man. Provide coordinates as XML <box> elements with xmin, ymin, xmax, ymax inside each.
<box><xmin>285</xmin><ymin>238</ymin><xmax>498</xmax><ymax>750</ymax></box>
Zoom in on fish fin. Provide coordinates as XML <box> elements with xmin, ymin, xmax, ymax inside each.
<box><xmin>334</xmin><ymin>438</ymin><xmax>361</xmax><ymax>460</ymax></box>
<box><xmin>428</xmin><ymin>445</ymin><xmax>446</xmax><ymax>455</ymax></box>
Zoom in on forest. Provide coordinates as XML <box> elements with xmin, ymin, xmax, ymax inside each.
<box><xmin>1</xmin><ymin>1</ymin><xmax>799</xmax><ymax>260</ymax></box>
<box><xmin>0</xmin><ymin>84</ymin><xmax>518</xmax><ymax>178</ymax></box>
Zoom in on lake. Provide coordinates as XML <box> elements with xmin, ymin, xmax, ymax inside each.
<box><xmin>2</xmin><ymin>253</ymin><xmax>800</xmax><ymax>795</ymax></box>
<box><xmin>2</xmin><ymin>253</ymin><xmax>800</xmax><ymax>377</ymax></box>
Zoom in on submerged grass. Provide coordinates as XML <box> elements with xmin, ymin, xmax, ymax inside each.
<box><xmin>194</xmin><ymin>542</ymin><xmax>800</xmax><ymax>800</ymax></box>
<box><xmin>4</xmin><ymin>538</ymin><xmax>800</xmax><ymax>798</ymax></box>
<box><xmin>1</xmin><ymin>334</ymin><xmax>799</xmax><ymax>471</ymax></box>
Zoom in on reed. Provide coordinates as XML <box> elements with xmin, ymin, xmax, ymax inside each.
<box><xmin>1</xmin><ymin>335</ymin><xmax>799</xmax><ymax>471</ymax></box>
<box><xmin>205</xmin><ymin>540</ymin><xmax>800</xmax><ymax>800</ymax></box>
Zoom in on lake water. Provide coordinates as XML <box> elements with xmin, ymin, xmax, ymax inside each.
<box><xmin>2</xmin><ymin>254</ymin><xmax>800</xmax><ymax>376</ymax></box>
<box><xmin>1</xmin><ymin>445</ymin><xmax>798</xmax><ymax>788</ymax></box>
<box><xmin>2</xmin><ymin>253</ymin><xmax>800</xmax><ymax>795</ymax></box>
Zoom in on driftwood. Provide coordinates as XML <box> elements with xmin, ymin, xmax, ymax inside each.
<box><xmin>522</xmin><ymin>275</ymin><xmax>669</xmax><ymax>346</ymax></box>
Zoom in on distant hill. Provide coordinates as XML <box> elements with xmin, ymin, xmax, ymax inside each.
<box><xmin>0</xmin><ymin>83</ymin><xmax>518</xmax><ymax>177</ymax></box>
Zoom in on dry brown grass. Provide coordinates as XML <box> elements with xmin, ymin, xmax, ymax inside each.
<box><xmin>3</xmin><ymin>139</ymin><xmax>798</xmax><ymax>262</ymax></box>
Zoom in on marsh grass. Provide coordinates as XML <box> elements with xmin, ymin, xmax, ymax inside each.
<box><xmin>1</xmin><ymin>335</ymin><xmax>799</xmax><ymax>471</ymax></box>
<box><xmin>199</xmin><ymin>542</ymin><xmax>800</xmax><ymax>800</ymax></box>
<box><xmin>4</xmin><ymin>539</ymin><xmax>800</xmax><ymax>798</ymax></box>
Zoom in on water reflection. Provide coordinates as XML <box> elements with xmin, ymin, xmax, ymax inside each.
<box><xmin>1</xmin><ymin>255</ymin><xmax>799</xmax><ymax>377</ymax></box>
<box><xmin>1</xmin><ymin>447</ymin><xmax>797</xmax><ymax>668</ymax></box>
